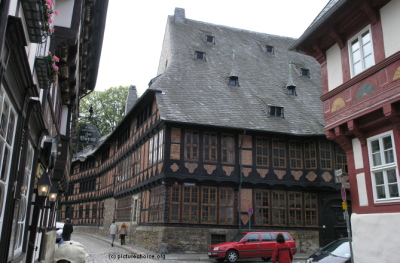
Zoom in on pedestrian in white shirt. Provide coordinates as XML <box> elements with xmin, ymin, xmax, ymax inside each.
<box><xmin>109</xmin><ymin>220</ymin><xmax>118</xmax><ymax>247</ymax></box>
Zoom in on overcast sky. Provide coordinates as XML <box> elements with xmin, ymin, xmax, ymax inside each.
<box><xmin>96</xmin><ymin>0</ymin><xmax>330</xmax><ymax>95</ymax></box>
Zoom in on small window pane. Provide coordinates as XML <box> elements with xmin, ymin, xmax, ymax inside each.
<box><xmin>376</xmin><ymin>185</ymin><xmax>386</xmax><ymax>199</ymax></box>
<box><xmin>362</xmin><ymin>31</ymin><xmax>370</xmax><ymax>43</ymax></box>
<box><xmin>353</xmin><ymin>62</ymin><xmax>362</xmax><ymax>75</ymax></box>
<box><xmin>375</xmin><ymin>172</ymin><xmax>384</xmax><ymax>185</ymax></box>
<box><xmin>389</xmin><ymin>184</ymin><xmax>399</xmax><ymax>198</ymax></box>
<box><xmin>351</xmin><ymin>39</ymin><xmax>360</xmax><ymax>52</ymax></box>
<box><xmin>362</xmin><ymin>42</ymin><xmax>372</xmax><ymax>56</ymax></box>
<box><xmin>352</xmin><ymin>50</ymin><xmax>361</xmax><ymax>63</ymax></box>
<box><xmin>387</xmin><ymin>169</ymin><xmax>397</xmax><ymax>184</ymax></box>
<box><xmin>364</xmin><ymin>54</ymin><xmax>374</xmax><ymax>69</ymax></box>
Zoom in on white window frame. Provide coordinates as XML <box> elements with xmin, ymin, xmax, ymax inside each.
<box><xmin>0</xmin><ymin>86</ymin><xmax>18</xmax><ymax>238</ymax></box>
<box><xmin>348</xmin><ymin>25</ymin><xmax>375</xmax><ymax>77</ymax></box>
<box><xmin>367</xmin><ymin>131</ymin><xmax>400</xmax><ymax>203</ymax></box>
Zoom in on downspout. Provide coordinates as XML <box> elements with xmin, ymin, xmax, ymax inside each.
<box><xmin>238</xmin><ymin>130</ymin><xmax>246</xmax><ymax>233</ymax></box>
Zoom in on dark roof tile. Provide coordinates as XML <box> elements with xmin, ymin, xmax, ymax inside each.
<box><xmin>152</xmin><ymin>14</ymin><xmax>325</xmax><ymax>135</ymax></box>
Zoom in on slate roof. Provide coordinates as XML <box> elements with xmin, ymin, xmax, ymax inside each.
<box><xmin>150</xmin><ymin>10</ymin><xmax>325</xmax><ymax>136</ymax></box>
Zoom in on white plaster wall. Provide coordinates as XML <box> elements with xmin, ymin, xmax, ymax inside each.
<box><xmin>352</xmin><ymin>138</ymin><xmax>363</xmax><ymax>169</ymax></box>
<box><xmin>8</xmin><ymin>0</ymin><xmax>18</xmax><ymax>16</ymax></box>
<box><xmin>60</xmin><ymin>106</ymin><xmax>69</xmax><ymax>135</ymax></box>
<box><xmin>352</xmin><ymin>213</ymin><xmax>400</xmax><ymax>262</ymax></box>
<box><xmin>53</xmin><ymin>0</ymin><xmax>75</xmax><ymax>28</ymax></box>
<box><xmin>380</xmin><ymin>0</ymin><xmax>400</xmax><ymax>57</ymax></box>
<box><xmin>326</xmin><ymin>44</ymin><xmax>343</xmax><ymax>91</ymax></box>
<box><xmin>356</xmin><ymin>173</ymin><xmax>368</xmax><ymax>206</ymax></box>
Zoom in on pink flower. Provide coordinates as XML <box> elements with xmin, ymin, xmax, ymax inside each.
<box><xmin>46</xmin><ymin>0</ymin><xmax>53</xmax><ymax>7</ymax></box>
<box><xmin>49</xmin><ymin>19</ymin><xmax>53</xmax><ymax>24</ymax></box>
<box><xmin>48</xmin><ymin>14</ymin><xmax>52</xmax><ymax>18</ymax></box>
<box><xmin>53</xmin><ymin>65</ymin><xmax>59</xmax><ymax>71</ymax></box>
<box><xmin>54</xmin><ymin>83</ymin><xmax>58</xmax><ymax>86</ymax></box>
<box><xmin>47</xmin><ymin>51</ymin><xmax>52</xmax><ymax>55</ymax></box>
<box><xmin>55</xmin><ymin>75</ymin><xmax>58</xmax><ymax>78</ymax></box>
<box><xmin>51</xmin><ymin>28</ymin><xmax>55</xmax><ymax>33</ymax></box>
<box><xmin>55</xmin><ymin>10</ymin><xmax>59</xmax><ymax>15</ymax></box>
<box><xmin>53</xmin><ymin>56</ymin><xmax>59</xmax><ymax>62</ymax></box>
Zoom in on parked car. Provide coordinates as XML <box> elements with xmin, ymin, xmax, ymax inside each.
<box><xmin>208</xmin><ymin>231</ymin><xmax>297</xmax><ymax>263</ymax></box>
<box><xmin>306</xmin><ymin>238</ymin><xmax>351</xmax><ymax>263</ymax></box>
<box><xmin>55</xmin><ymin>222</ymin><xmax>64</xmax><ymax>242</ymax></box>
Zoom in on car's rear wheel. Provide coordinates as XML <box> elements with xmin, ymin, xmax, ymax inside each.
<box><xmin>226</xmin><ymin>250</ymin><xmax>238</xmax><ymax>263</ymax></box>
<box><xmin>261</xmin><ymin>257</ymin><xmax>271</xmax><ymax>261</ymax></box>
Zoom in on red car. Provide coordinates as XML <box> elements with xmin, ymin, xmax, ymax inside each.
<box><xmin>208</xmin><ymin>231</ymin><xmax>297</xmax><ymax>263</ymax></box>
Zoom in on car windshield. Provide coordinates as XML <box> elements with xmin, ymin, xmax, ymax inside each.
<box><xmin>231</xmin><ymin>234</ymin><xmax>246</xmax><ymax>242</ymax></box>
<box><xmin>322</xmin><ymin>240</ymin><xmax>351</xmax><ymax>257</ymax></box>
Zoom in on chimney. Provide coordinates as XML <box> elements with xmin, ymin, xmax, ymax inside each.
<box><xmin>174</xmin><ymin>8</ymin><xmax>185</xmax><ymax>24</ymax></box>
<box><xmin>125</xmin><ymin>85</ymin><xmax>137</xmax><ymax>115</ymax></box>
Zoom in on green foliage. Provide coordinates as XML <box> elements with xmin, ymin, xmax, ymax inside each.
<box><xmin>79</xmin><ymin>86</ymin><xmax>129</xmax><ymax>136</ymax></box>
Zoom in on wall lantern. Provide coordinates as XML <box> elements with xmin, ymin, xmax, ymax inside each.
<box><xmin>37</xmin><ymin>172</ymin><xmax>51</xmax><ymax>196</ymax></box>
<box><xmin>49</xmin><ymin>184</ymin><xmax>58</xmax><ymax>202</ymax></box>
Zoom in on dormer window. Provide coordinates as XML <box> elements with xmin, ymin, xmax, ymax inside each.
<box><xmin>205</xmin><ymin>35</ymin><xmax>215</xmax><ymax>44</ymax></box>
<box><xmin>301</xmin><ymin>68</ymin><xmax>310</xmax><ymax>78</ymax></box>
<box><xmin>229</xmin><ymin>76</ymin><xmax>238</xmax><ymax>86</ymax></box>
<box><xmin>287</xmin><ymin>86</ymin><xmax>296</xmax><ymax>95</ymax></box>
<box><xmin>195</xmin><ymin>51</ymin><xmax>205</xmax><ymax>60</ymax></box>
<box><xmin>266</xmin><ymin>45</ymin><xmax>274</xmax><ymax>54</ymax></box>
<box><xmin>268</xmin><ymin>106</ymin><xmax>284</xmax><ymax>118</ymax></box>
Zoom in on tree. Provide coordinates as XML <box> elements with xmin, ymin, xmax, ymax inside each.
<box><xmin>79</xmin><ymin>86</ymin><xmax>129</xmax><ymax>136</ymax></box>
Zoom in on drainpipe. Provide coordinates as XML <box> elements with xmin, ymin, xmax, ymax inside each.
<box><xmin>238</xmin><ymin>130</ymin><xmax>246</xmax><ymax>233</ymax></box>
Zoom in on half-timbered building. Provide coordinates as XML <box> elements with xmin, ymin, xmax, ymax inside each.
<box><xmin>64</xmin><ymin>8</ymin><xmax>349</xmax><ymax>254</ymax></box>
<box><xmin>0</xmin><ymin>0</ymin><xmax>108</xmax><ymax>262</ymax></box>
<box><xmin>290</xmin><ymin>0</ymin><xmax>400</xmax><ymax>261</ymax></box>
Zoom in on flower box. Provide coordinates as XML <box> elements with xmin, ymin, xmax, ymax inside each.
<box><xmin>35</xmin><ymin>52</ymin><xmax>59</xmax><ymax>89</ymax></box>
<box><xmin>21</xmin><ymin>0</ymin><xmax>57</xmax><ymax>43</ymax></box>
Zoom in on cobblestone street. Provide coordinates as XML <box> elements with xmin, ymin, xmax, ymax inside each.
<box><xmin>69</xmin><ymin>234</ymin><xmax>160</xmax><ymax>263</ymax></box>
<box><xmin>65</xmin><ymin>233</ymin><xmax>305</xmax><ymax>263</ymax></box>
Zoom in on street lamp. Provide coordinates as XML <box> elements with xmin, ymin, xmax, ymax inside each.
<box><xmin>37</xmin><ymin>172</ymin><xmax>51</xmax><ymax>196</ymax></box>
<box><xmin>49</xmin><ymin>184</ymin><xmax>58</xmax><ymax>202</ymax></box>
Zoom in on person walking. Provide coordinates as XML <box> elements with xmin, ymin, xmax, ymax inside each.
<box><xmin>62</xmin><ymin>218</ymin><xmax>73</xmax><ymax>241</ymax></box>
<box><xmin>109</xmin><ymin>220</ymin><xmax>118</xmax><ymax>247</ymax></box>
<box><xmin>272</xmin><ymin>233</ymin><xmax>293</xmax><ymax>263</ymax></box>
<box><xmin>118</xmin><ymin>222</ymin><xmax>127</xmax><ymax>245</ymax></box>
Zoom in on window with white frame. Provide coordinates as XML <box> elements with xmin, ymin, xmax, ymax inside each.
<box><xmin>0</xmin><ymin>86</ymin><xmax>18</xmax><ymax>238</ymax></box>
<box><xmin>9</xmin><ymin>142</ymin><xmax>34</xmax><ymax>256</ymax></box>
<box><xmin>368</xmin><ymin>131</ymin><xmax>399</xmax><ymax>202</ymax></box>
<box><xmin>349</xmin><ymin>26</ymin><xmax>375</xmax><ymax>76</ymax></box>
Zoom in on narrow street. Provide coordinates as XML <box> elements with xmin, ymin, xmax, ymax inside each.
<box><xmin>70</xmin><ymin>233</ymin><xmax>160</xmax><ymax>263</ymax></box>
<box><xmin>69</xmin><ymin>233</ymin><xmax>305</xmax><ymax>263</ymax></box>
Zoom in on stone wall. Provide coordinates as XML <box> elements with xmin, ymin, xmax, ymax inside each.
<box><xmin>74</xmin><ymin>224</ymin><xmax>319</xmax><ymax>254</ymax></box>
<box><xmin>40</xmin><ymin>230</ymin><xmax>56</xmax><ymax>263</ymax></box>
<box><xmin>128</xmin><ymin>226</ymin><xmax>320</xmax><ymax>254</ymax></box>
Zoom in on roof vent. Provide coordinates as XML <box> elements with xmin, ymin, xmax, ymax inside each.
<box><xmin>229</xmin><ymin>50</ymin><xmax>239</xmax><ymax>86</ymax></box>
<box><xmin>286</xmin><ymin>61</ymin><xmax>296</xmax><ymax>95</ymax></box>
<box><xmin>174</xmin><ymin>8</ymin><xmax>186</xmax><ymax>23</ymax></box>
<box><xmin>125</xmin><ymin>85</ymin><xmax>137</xmax><ymax>114</ymax></box>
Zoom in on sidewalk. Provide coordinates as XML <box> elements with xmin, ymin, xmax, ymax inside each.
<box><xmin>78</xmin><ymin>232</ymin><xmax>309</xmax><ymax>261</ymax></box>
